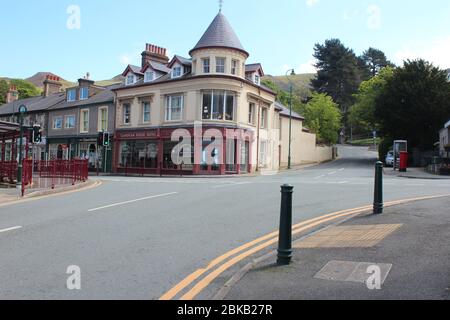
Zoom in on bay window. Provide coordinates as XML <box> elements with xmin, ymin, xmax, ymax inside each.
<box><xmin>166</xmin><ymin>95</ymin><xmax>183</xmax><ymax>121</ymax></box>
<box><xmin>202</xmin><ymin>90</ymin><xmax>235</xmax><ymax>121</ymax></box>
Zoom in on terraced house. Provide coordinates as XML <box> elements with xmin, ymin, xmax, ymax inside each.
<box><xmin>46</xmin><ymin>76</ymin><xmax>118</xmax><ymax>172</ymax></box>
<box><xmin>0</xmin><ymin>76</ymin><xmax>65</xmax><ymax>161</ymax></box>
<box><xmin>112</xmin><ymin>12</ymin><xmax>331</xmax><ymax>175</ymax></box>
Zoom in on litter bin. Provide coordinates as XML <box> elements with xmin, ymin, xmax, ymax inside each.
<box><xmin>399</xmin><ymin>151</ymin><xmax>408</xmax><ymax>172</ymax></box>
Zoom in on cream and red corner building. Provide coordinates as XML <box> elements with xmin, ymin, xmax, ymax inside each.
<box><xmin>112</xmin><ymin>12</ymin><xmax>324</xmax><ymax>176</ymax></box>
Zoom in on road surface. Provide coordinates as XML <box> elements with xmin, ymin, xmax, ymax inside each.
<box><xmin>0</xmin><ymin>146</ymin><xmax>448</xmax><ymax>299</ymax></box>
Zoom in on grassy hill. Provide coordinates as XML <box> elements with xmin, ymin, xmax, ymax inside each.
<box><xmin>263</xmin><ymin>73</ymin><xmax>315</xmax><ymax>99</ymax></box>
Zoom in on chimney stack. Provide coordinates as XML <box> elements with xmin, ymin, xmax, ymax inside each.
<box><xmin>6</xmin><ymin>85</ymin><xmax>19</xmax><ymax>104</ymax></box>
<box><xmin>141</xmin><ymin>43</ymin><xmax>170</xmax><ymax>67</ymax></box>
<box><xmin>43</xmin><ymin>75</ymin><xmax>63</xmax><ymax>97</ymax></box>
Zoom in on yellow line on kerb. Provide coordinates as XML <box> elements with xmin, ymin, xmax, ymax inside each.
<box><xmin>160</xmin><ymin>194</ymin><xmax>450</xmax><ymax>301</ymax></box>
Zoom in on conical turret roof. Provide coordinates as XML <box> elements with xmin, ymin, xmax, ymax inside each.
<box><xmin>190</xmin><ymin>12</ymin><xmax>248</xmax><ymax>57</ymax></box>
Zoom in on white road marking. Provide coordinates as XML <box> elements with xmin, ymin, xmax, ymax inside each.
<box><xmin>88</xmin><ymin>192</ymin><xmax>178</xmax><ymax>212</ymax></box>
<box><xmin>314</xmin><ymin>175</ymin><xmax>326</xmax><ymax>179</ymax></box>
<box><xmin>339</xmin><ymin>168</ymin><xmax>345</xmax><ymax>171</ymax></box>
<box><xmin>213</xmin><ymin>182</ymin><xmax>252</xmax><ymax>189</ymax></box>
<box><xmin>0</xmin><ymin>226</ymin><xmax>22</xmax><ymax>234</ymax></box>
<box><xmin>338</xmin><ymin>181</ymin><xmax>349</xmax><ymax>184</ymax></box>
<box><xmin>328</xmin><ymin>171</ymin><xmax>338</xmax><ymax>175</ymax></box>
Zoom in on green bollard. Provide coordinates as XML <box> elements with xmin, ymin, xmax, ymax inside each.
<box><xmin>277</xmin><ymin>184</ymin><xmax>294</xmax><ymax>266</ymax></box>
<box><xmin>373</xmin><ymin>161</ymin><xmax>384</xmax><ymax>214</ymax></box>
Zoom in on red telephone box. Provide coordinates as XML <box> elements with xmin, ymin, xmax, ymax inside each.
<box><xmin>399</xmin><ymin>151</ymin><xmax>408</xmax><ymax>172</ymax></box>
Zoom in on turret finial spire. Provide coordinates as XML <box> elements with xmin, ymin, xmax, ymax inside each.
<box><xmin>219</xmin><ymin>0</ymin><xmax>223</xmax><ymax>12</ymax></box>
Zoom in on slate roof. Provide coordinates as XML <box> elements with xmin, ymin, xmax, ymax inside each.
<box><xmin>147</xmin><ymin>61</ymin><xmax>171</xmax><ymax>74</ymax></box>
<box><xmin>190</xmin><ymin>12</ymin><xmax>248</xmax><ymax>56</ymax></box>
<box><xmin>48</xmin><ymin>84</ymin><xmax>121</xmax><ymax>110</ymax></box>
<box><xmin>168</xmin><ymin>55</ymin><xmax>192</xmax><ymax>68</ymax></box>
<box><xmin>245</xmin><ymin>63</ymin><xmax>263</xmax><ymax>74</ymax></box>
<box><xmin>0</xmin><ymin>92</ymin><xmax>66</xmax><ymax>115</ymax></box>
<box><xmin>275</xmin><ymin>102</ymin><xmax>305</xmax><ymax>120</ymax></box>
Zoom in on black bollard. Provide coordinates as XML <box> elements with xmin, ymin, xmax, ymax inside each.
<box><xmin>373</xmin><ymin>161</ymin><xmax>384</xmax><ymax>214</ymax></box>
<box><xmin>277</xmin><ymin>184</ymin><xmax>294</xmax><ymax>266</ymax></box>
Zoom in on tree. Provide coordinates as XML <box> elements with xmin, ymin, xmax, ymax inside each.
<box><xmin>10</xmin><ymin>79</ymin><xmax>41</xmax><ymax>99</ymax></box>
<box><xmin>311</xmin><ymin>39</ymin><xmax>363</xmax><ymax>124</ymax></box>
<box><xmin>301</xmin><ymin>93</ymin><xmax>342</xmax><ymax>144</ymax></box>
<box><xmin>375</xmin><ymin>59</ymin><xmax>450</xmax><ymax>150</ymax></box>
<box><xmin>349</xmin><ymin>66</ymin><xmax>394</xmax><ymax>132</ymax></box>
<box><xmin>0</xmin><ymin>79</ymin><xmax>8</xmax><ymax>105</ymax></box>
<box><xmin>0</xmin><ymin>79</ymin><xmax>41</xmax><ymax>105</ymax></box>
<box><xmin>360</xmin><ymin>47</ymin><xmax>394</xmax><ymax>77</ymax></box>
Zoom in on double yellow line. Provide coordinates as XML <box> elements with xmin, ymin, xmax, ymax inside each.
<box><xmin>159</xmin><ymin>194</ymin><xmax>450</xmax><ymax>301</ymax></box>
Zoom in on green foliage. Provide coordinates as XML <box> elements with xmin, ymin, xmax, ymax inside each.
<box><xmin>375</xmin><ymin>59</ymin><xmax>450</xmax><ymax>151</ymax></box>
<box><xmin>0</xmin><ymin>79</ymin><xmax>41</xmax><ymax>105</ymax></box>
<box><xmin>263</xmin><ymin>74</ymin><xmax>314</xmax><ymax>100</ymax></box>
<box><xmin>311</xmin><ymin>39</ymin><xmax>364</xmax><ymax>120</ymax></box>
<box><xmin>10</xmin><ymin>79</ymin><xmax>41</xmax><ymax>99</ymax></box>
<box><xmin>262</xmin><ymin>79</ymin><xmax>303</xmax><ymax>112</ymax></box>
<box><xmin>301</xmin><ymin>93</ymin><xmax>342</xmax><ymax>144</ymax></box>
<box><xmin>378</xmin><ymin>137</ymin><xmax>394</xmax><ymax>162</ymax></box>
<box><xmin>360</xmin><ymin>47</ymin><xmax>394</xmax><ymax>77</ymax></box>
<box><xmin>349</xmin><ymin>66</ymin><xmax>394</xmax><ymax>131</ymax></box>
<box><xmin>0</xmin><ymin>79</ymin><xmax>8</xmax><ymax>105</ymax></box>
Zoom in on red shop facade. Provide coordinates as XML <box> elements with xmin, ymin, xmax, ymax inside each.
<box><xmin>112</xmin><ymin>126</ymin><xmax>254</xmax><ymax>176</ymax></box>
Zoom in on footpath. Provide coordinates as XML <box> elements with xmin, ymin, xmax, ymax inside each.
<box><xmin>224</xmin><ymin>196</ymin><xmax>450</xmax><ymax>300</ymax></box>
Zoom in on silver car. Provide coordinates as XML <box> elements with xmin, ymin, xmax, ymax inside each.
<box><xmin>385</xmin><ymin>151</ymin><xmax>394</xmax><ymax>166</ymax></box>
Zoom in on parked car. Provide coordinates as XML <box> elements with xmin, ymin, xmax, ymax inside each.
<box><xmin>385</xmin><ymin>151</ymin><xmax>394</xmax><ymax>166</ymax></box>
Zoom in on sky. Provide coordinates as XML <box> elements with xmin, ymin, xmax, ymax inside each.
<box><xmin>1</xmin><ymin>0</ymin><xmax>450</xmax><ymax>82</ymax></box>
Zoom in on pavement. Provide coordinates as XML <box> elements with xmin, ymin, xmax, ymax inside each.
<box><xmin>384</xmin><ymin>167</ymin><xmax>450</xmax><ymax>180</ymax></box>
<box><xmin>1</xmin><ymin>145</ymin><xmax>450</xmax><ymax>299</ymax></box>
<box><xmin>225</xmin><ymin>196</ymin><xmax>450</xmax><ymax>300</ymax></box>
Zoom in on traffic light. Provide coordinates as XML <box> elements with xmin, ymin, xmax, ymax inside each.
<box><xmin>97</xmin><ymin>131</ymin><xmax>104</xmax><ymax>146</ymax></box>
<box><xmin>32</xmin><ymin>125</ymin><xmax>42</xmax><ymax>143</ymax></box>
<box><xmin>103</xmin><ymin>132</ymin><xmax>111</xmax><ymax>147</ymax></box>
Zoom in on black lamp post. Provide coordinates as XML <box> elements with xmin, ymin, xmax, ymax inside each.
<box><xmin>17</xmin><ymin>105</ymin><xmax>27</xmax><ymax>184</ymax></box>
<box><xmin>285</xmin><ymin>69</ymin><xmax>295</xmax><ymax>169</ymax></box>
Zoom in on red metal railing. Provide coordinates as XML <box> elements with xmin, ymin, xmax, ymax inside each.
<box><xmin>0</xmin><ymin>161</ymin><xmax>17</xmax><ymax>183</ymax></box>
<box><xmin>33</xmin><ymin>160</ymin><xmax>89</xmax><ymax>188</ymax></box>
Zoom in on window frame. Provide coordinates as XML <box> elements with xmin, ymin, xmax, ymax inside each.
<box><xmin>172</xmin><ymin>66</ymin><xmax>183</xmax><ymax>79</ymax></box>
<box><xmin>53</xmin><ymin>116</ymin><xmax>63</xmax><ymax>130</ymax></box>
<box><xmin>202</xmin><ymin>90</ymin><xmax>235</xmax><ymax>121</ymax></box>
<box><xmin>202</xmin><ymin>58</ymin><xmax>210</xmax><ymax>73</ymax></box>
<box><xmin>123</xmin><ymin>103</ymin><xmax>131</xmax><ymax>125</ymax></box>
<box><xmin>142</xmin><ymin>101</ymin><xmax>151</xmax><ymax>124</ymax></box>
<box><xmin>64</xmin><ymin>115</ymin><xmax>76</xmax><ymax>129</ymax></box>
<box><xmin>98</xmin><ymin>106</ymin><xmax>108</xmax><ymax>132</ymax></box>
<box><xmin>248</xmin><ymin>102</ymin><xmax>256</xmax><ymax>125</ymax></box>
<box><xmin>79</xmin><ymin>87</ymin><xmax>89</xmax><ymax>100</ymax></box>
<box><xmin>165</xmin><ymin>95</ymin><xmax>184</xmax><ymax>122</ymax></box>
<box><xmin>260</xmin><ymin>107</ymin><xmax>268</xmax><ymax>129</ymax></box>
<box><xmin>231</xmin><ymin>59</ymin><xmax>239</xmax><ymax>75</ymax></box>
<box><xmin>67</xmin><ymin>89</ymin><xmax>77</xmax><ymax>102</ymax></box>
<box><xmin>80</xmin><ymin>109</ymin><xmax>90</xmax><ymax>133</ymax></box>
<box><xmin>144</xmin><ymin>71</ymin><xmax>154</xmax><ymax>82</ymax></box>
<box><xmin>126</xmin><ymin>74</ymin><xmax>135</xmax><ymax>85</ymax></box>
<box><xmin>216</xmin><ymin>57</ymin><xmax>226</xmax><ymax>73</ymax></box>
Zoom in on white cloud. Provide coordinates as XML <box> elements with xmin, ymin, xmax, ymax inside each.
<box><xmin>298</xmin><ymin>59</ymin><xmax>317</xmax><ymax>74</ymax></box>
<box><xmin>394</xmin><ymin>35</ymin><xmax>450</xmax><ymax>69</ymax></box>
<box><xmin>119</xmin><ymin>55</ymin><xmax>131</xmax><ymax>66</ymax></box>
<box><xmin>306</xmin><ymin>0</ymin><xmax>319</xmax><ymax>7</ymax></box>
<box><xmin>281</xmin><ymin>60</ymin><xmax>317</xmax><ymax>75</ymax></box>
<box><xmin>367</xmin><ymin>4</ymin><xmax>382</xmax><ymax>30</ymax></box>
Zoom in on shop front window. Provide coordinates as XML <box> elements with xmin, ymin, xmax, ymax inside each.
<box><xmin>119</xmin><ymin>140</ymin><xmax>158</xmax><ymax>169</ymax></box>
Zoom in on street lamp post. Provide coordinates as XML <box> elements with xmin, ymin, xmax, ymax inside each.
<box><xmin>286</xmin><ymin>69</ymin><xmax>295</xmax><ymax>170</ymax></box>
<box><xmin>17</xmin><ymin>105</ymin><xmax>27</xmax><ymax>185</ymax></box>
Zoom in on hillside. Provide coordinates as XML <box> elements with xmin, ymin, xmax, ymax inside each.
<box><xmin>263</xmin><ymin>73</ymin><xmax>315</xmax><ymax>99</ymax></box>
<box><xmin>25</xmin><ymin>72</ymin><xmax>75</xmax><ymax>89</ymax></box>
